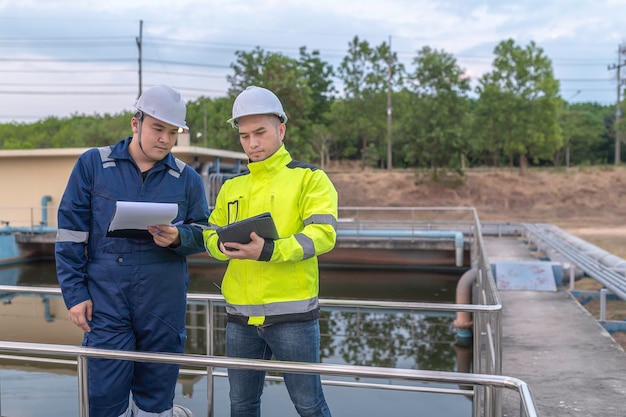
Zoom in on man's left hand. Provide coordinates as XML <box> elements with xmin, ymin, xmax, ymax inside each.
<box><xmin>149</xmin><ymin>224</ymin><xmax>181</xmax><ymax>248</ymax></box>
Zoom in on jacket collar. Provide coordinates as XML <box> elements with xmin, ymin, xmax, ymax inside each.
<box><xmin>109</xmin><ymin>137</ymin><xmax>181</xmax><ymax>173</ymax></box>
<box><xmin>247</xmin><ymin>145</ymin><xmax>291</xmax><ymax>174</ymax></box>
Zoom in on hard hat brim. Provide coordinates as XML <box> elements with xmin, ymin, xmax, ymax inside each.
<box><xmin>140</xmin><ymin>112</ymin><xmax>188</xmax><ymax>130</ymax></box>
<box><xmin>227</xmin><ymin>112</ymin><xmax>288</xmax><ymax>128</ymax></box>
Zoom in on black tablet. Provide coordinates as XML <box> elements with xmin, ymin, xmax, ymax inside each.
<box><xmin>215</xmin><ymin>212</ymin><xmax>279</xmax><ymax>244</ymax></box>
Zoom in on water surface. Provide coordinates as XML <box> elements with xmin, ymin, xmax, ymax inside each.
<box><xmin>0</xmin><ymin>261</ymin><xmax>472</xmax><ymax>417</ymax></box>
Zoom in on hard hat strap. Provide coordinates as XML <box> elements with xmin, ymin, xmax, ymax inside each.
<box><xmin>137</xmin><ymin>116</ymin><xmax>149</xmax><ymax>159</ymax></box>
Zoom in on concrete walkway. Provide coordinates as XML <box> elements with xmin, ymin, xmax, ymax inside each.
<box><xmin>483</xmin><ymin>236</ymin><xmax>626</xmax><ymax>417</ymax></box>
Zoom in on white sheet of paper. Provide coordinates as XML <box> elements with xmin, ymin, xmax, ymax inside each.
<box><xmin>108</xmin><ymin>201</ymin><xmax>178</xmax><ymax>231</ymax></box>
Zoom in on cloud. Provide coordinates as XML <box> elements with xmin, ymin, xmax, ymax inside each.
<box><xmin>0</xmin><ymin>0</ymin><xmax>623</xmax><ymax>121</ymax></box>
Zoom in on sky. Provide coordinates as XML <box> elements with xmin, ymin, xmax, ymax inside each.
<box><xmin>0</xmin><ymin>0</ymin><xmax>625</xmax><ymax>123</ymax></box>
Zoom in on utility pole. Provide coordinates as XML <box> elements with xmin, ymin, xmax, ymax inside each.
<box><xmin>386</xmin><ymin>35</ymin><xmax>393</xmax><ymax>170</ymax></box>
<box><xmin>565</xmin><ymin>90</ymin><xmax>581</xmax><ymax>168</ymax></box>
<box><xmin>136</xmin><ymin>20</ymin><xmax>143</xmax><ymax>99</ymax></box>
<box><xmin>608</xmin><ymin>43</ymin><xmax>626</xmax><ymax>165</ymax></box>
<box><xmin>203</xmin><ymin>105</ymin><xmax>208</xmax><ymax>147</ymax></box>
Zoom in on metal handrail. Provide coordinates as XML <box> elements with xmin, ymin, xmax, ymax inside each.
<box><xmin>0</xmin><ymin>340</ymin><xmax>539</xmax><ymax>417</ymax></box>
<box><xmin>0</xmin><ymin>206</ymin><xmax>508</xmax><ymax>415</ymax></box>
<box><xmin>0</xmin><ymin>285</ymin><xmax>503</xmax><ymax>314</ymax></box>
<box><xmin>0</xmin><ymin>285</ymin><xmax>506</xmax><ymax>415</ymax></box>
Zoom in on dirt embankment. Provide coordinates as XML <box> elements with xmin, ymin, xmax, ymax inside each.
<box><xmin>328</xmin><ymin>165</ymin><xmax>626</xmax><ymax>231</ymax></box>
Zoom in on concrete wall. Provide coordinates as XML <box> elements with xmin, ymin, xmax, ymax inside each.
<box><xmin>0</xmin><ymin>149</ymin><xmax>80</xmax><ymax>227</ymax></box>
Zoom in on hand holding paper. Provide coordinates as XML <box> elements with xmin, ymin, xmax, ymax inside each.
<box><xmin>107</xmin><ymin>201</ymin><xmax>179</xmax><ymax>239</ymax></box>
<box><xmin>154</xmin><ymin>220</ymin><xmax>184</xmax><ymax>235</ymax></box>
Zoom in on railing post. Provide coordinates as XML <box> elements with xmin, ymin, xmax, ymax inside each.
<box><xmin>484</xmin><ymin>385</ymin><xmax>494</xmax><ymax>417</ymax></box>
<box><xmin>600</xmin><ymin>288</ymin><xmax>608</xmax><ymax>322</ymax></box>
<box><xmin>474</xmin><ymin>384</ymin><xmax>483</xmax><ymax>417</ymax></box>
<box><xmin>77</xmin><ymin>354</ymin><xmax>89</xmax><ymax>417</ymax></box>
<box><xmin>206</xmin><ymin>299</ymin><xmax>215</xmax><ymax>417</ymax></box>
<box><xmin>493</xmin><ymin>308</ymin><xmax>503</xmax><ymax>417</ymax></box>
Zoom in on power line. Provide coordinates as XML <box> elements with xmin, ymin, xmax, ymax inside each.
<box><xmin>0</xmin><ymin>57</ymin><xmax>134</xmax><ymax>63</ymax></box>
<box><xmin>0</xmin><ymin>57</ymin><xmax>231</xmax><ymax>69</ymax></box>
<box><xmin>0</xmin><ymin>68</ymin><xmax>132</xmax><ymax>73</ymax></box>
<box><xmin>0</xmin><ymin>83</ymin><xmax>137</xmax><ymax>87</ymax></box>
<box><xmin>0</xmin><ymin>29</ymin><xmax>621</xmax><ymax>120</ymax></box>
<box><xmin>607</xmin><ymin>43</ymin><xmax>626</xmax><ymax>165</ymax></box>
<box><xmin>0</xmin><ymin>86</ymin><xmax>226</xmax><ymax>95</ymax></box>
<box><xmin>0</xmin><ymin>90</ymin><xmax>134</xmax><ymax>95</ymax></box>
<box><xmin>0</xmin><ymin>32</ymin><xmax>620</xmax><ymax>66</ymax></box>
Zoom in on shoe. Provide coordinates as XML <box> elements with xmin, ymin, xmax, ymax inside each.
<box><xmin>173</xmin><ymin>404</ymin><xmax>193</xmax><ymax>417</ymax></box>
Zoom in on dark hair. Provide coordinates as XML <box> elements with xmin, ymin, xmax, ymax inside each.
<box><xmin>269</xmin><ymin>114</ymin><xmax>284</xmax><ymax>127</ymax></box>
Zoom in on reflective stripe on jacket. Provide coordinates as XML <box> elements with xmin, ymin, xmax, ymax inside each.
<box><xmin>203</xmin><ymin>145</ymin><xmax>338</xmax><ymax>325</ymax></box>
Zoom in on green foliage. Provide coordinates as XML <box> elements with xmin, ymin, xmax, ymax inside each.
<box><xmin>0</xmin><ymin>36</ymin><xmax>620</xmax><ymax>174</ymax></box>
<box><xmin>332</xmin><ymin>36</ymin><xmax>405</xmax><ymax>169</ymax></box>
<box><xmin>186</xmin><ymin>96</ymin><xmax>239</xmax><ymax>151</ymax></box>
<box><xmin>397</xmin><ymin>46</ymin><xmax>471</xmax><ymax>177</ymax></box>
<box><xmin>0</xmin><ymin>113</ymin><xmax>131</xmax><ymax>149</ymax></box>
<box><xmin>298</xmin><ymin>46</ymin><xmax>336</xmax><ymax>125</ymax></box>
<box><xmin>476</xmin><ymin>39</ymin><xmax>562</xmax><ymax>172</ymax></box>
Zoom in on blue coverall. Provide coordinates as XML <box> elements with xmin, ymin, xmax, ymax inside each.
<box><xmin>55</xmin><ymin>137</ymin><xmax>209</xmax><ymax>417</ymax></box>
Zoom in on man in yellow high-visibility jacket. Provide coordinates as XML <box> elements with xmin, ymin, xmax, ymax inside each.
<box><xmin>203</xmin><ymin>86</ymin><xmax>337</xmax><ymax>417</ymax></box>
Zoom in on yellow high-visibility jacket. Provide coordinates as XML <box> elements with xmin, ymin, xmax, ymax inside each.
<box><xmin>203</xmin><ymin>145</ymin><xmax>338</xmax><ymax>325</ymax></box>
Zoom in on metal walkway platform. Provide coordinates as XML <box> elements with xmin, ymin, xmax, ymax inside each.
<box><xmin>484</xmin><ymin>236</ymin><xmax>626</xmax><ymax>417</ymax></box>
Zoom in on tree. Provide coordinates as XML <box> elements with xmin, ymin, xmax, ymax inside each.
<box><xmin>185</xmin><ymin>96</ymin><xmax>237</xmax><ymax>151</ymax></box>
<box><xmin>556</xmin><ymin>102</ymin><xmax>606</xmax><ymax>166</ymax></box>
<box><xmin>334</xmin><ymin>36</ymin><xmax>404</xmax><ymax>169</ymax></box>
<box><xmin>478</xmin><ymin>39</ymin><xmax>561</xmax><ymax>174</ymax></box>
<box><xmin>298</xmin><ymin>46</ymin><xmax>335</xmax><ymax>125</ymax></box>
<box><xmin>0</xmin><ymin>113</ymin><xmax>130</xmax><ymax>149</ymax></box>
<box><xmin>398</xmin><ymin>46</ymin><xmax>471</xmax><ymax>178</ymax></box>
<box><xmin>309</xmin><ymin>123</ymin><xmax>333</xmax><ymax>168</ymax></box>
<box><xmin>472</xmin><ymin>81</ymin><xmax>509</xmax><ymax>167</ymax></box>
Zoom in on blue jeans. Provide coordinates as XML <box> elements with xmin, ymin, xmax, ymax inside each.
<box><xmin>226</xmin><ymin>320</ymin><xmax>332</xmax><ymax>417</ymax></box>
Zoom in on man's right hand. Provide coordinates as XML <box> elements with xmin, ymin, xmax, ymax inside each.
<box><xmin>220</xmin><ymin>231</ymin><xmax>264</xmax><ymax>260</ymax></box>
<box><xmin>68</xmin><ymin>299</ymin><xmax>93</xmax><ymax>332</ymax></box>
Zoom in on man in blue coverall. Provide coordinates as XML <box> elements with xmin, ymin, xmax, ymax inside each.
<box><xmin>55</xmin><ymin>85</ymin><xmax>209</xmax><ymax>417</ymax></box>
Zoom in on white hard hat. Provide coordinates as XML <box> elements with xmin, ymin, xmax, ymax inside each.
<box><xmin>134</xmin><ymin>85</ymin><xmax>188</xmax><ymax>129</ymax></box>
<box><xmin>227</xmin><ymin>86</ymin><xmax>288</xmax><ymax>128</ymax></box>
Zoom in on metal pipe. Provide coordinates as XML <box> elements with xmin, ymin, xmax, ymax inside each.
<box><xmin>40</xmin><ymin>195</ymin><xmax>52</xmax><ymax>226</ymax></box>
<box><xmin>0</xmin><ymin>225</ymin><xmax>58</xmax><ymax>234</ymax></box>
<box><xmin>454</xmin><ymin>267</ymin><xmax>477</xmax><ymax>340</ymax></box>
<box><xmin>525</xmin><ymin>224</ymin><xmax>626</xmax><ymax>300</ymax></box>
<box><xmin>337</xmin><ymin>229</ymin><xmax>465</xmax><ymax>266</ymax></box>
